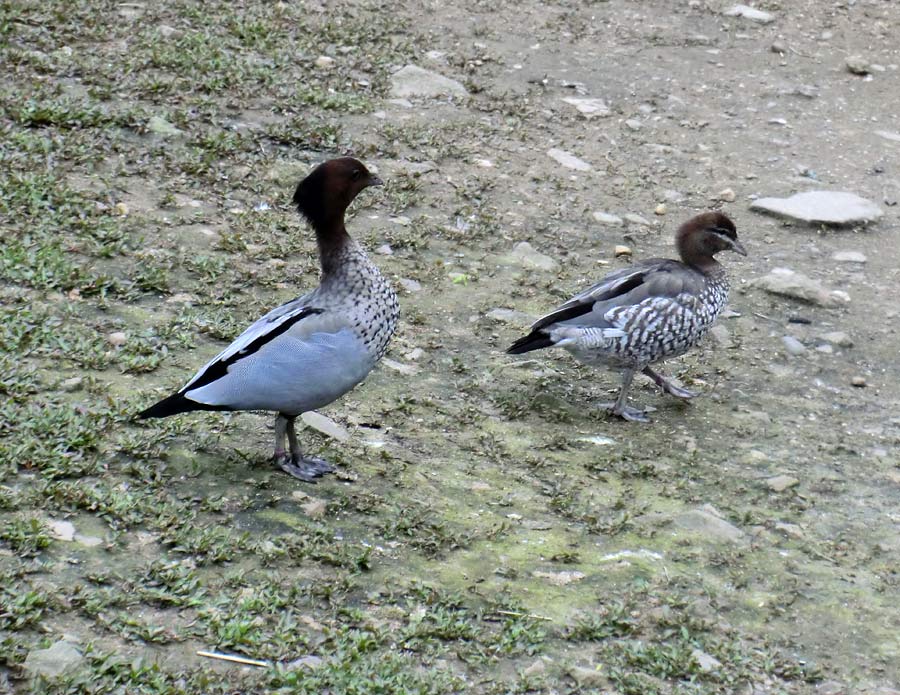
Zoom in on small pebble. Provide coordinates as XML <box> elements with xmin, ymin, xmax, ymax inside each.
<box><xmin>314</xmin><ymin>56</ymin><xmax>335</xmax><ymax>69</ymax></box>
<box><xmin>593</xmin><ymin>211</ymin><xmax>624</xmax><ymax>225</ymax></box>
<box><xmin>765</xmin><ymin>475</ymin><xmax>799</xmax><ymax>492</ymax></box>
<box><xmin>832</xmin><ymin>251</ymin><xmax>867</xmax><ymax>264</ymax></box>
<box><xmin>622</xmin><ymin>213</ymin><xmax>651</xmax><ymax>226</ymax></box>
<box><xmin>61</xmin><ymin>376</ymin><xmax>83</xmax><ymax>392</ymax></box>
<box><xmin>782</xmin><ymin>335</ymin><xmax>806</xmax><ymax>355</ymax></box>
<box><xmin>107</xmin><ymin>331</ymin><xmax>127</xmax><ymax>347</ymax></box>
<box><xmin>819</xmin><ymin>331</ymin><xmax>853</xmax><ymax>348</ymax></box>
<box><xmin>717</xmin><ymin>187</ymin><xmax>736</xmax><ymax>202</ymax></box>
<box><xmin>846</xmin><ymin>55</ymin><xmax>871</xmax><ymax>75</ymax></box>
<box><xmin>850</xmin><ymin>376</ymin><xmax>867</xmax><ymax>388</ymax></box>
<box><xmin>654</xmin><ymin>203</ymin><xmax>667</xmax><ymax>215</ymax></box>
<box><xmin>614</xmin><ymin>245</ymin><xmax>632</xmax><ymax>258</ymax></box>
<box><xmin>775</xmin><ymin>522</ymin><xmax>804</xmax><ymax>539</ymax></box>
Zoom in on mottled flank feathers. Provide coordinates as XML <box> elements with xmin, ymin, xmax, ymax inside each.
<box><xmin>506</xmin><ymin>212</ymin><xmax>745</xmax><ymax>422</ymax></box>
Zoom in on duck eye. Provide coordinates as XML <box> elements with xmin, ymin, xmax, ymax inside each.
<box><xmin>351</xmin><ymin>170</ymin><xmax>362</xmax><ymax>181</ymax></box>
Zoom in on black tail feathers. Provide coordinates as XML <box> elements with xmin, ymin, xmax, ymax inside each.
<box><xmin>137</xmin><ymin>392</ymin><xmax>229</xmax><ymax>420</ymax></box>
<box><xmin>506</xmin><ymin>331</ymin><xmax>555</xmax><ymax>355</ymax></box>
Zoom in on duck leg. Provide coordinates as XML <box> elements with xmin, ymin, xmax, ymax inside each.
<box><xmin>274</xmin><ymin>415</ymin><xmax>334</xmax><ymax>482</ymax></box>
<box><xmin>642</xmin><ymin>366</ymin><xmax>698</xmax><ymax>400</ymax></box>
<box><xmin>598</xmin><ymin>368</ymin><xmax>651</xmax><ymax>423</ymax></box>
<box><xmin>273</xmin><ymin>414</ymin><xmax>290</xmax><ymax>465</ymax></box>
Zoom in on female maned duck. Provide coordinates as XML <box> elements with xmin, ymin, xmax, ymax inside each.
<box><xmin>139</xmin><ymin>158</ymin><xmax>399</xmax><ymax>481</ymax></box>
<box><xmin>507</xmin><ymin>212</ymin><xmax>745</xmax><ymax>422</ymax></box>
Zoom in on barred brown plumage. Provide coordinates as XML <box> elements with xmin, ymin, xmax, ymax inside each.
<box><xmin>506</xmin><ymin>212</ymin><xmax>746</xmax><ymax>422</ymax></box>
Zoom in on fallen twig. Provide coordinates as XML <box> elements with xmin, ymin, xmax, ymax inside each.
<box><xmin>196</xmin><ymin>650</ymin><xmax>270</xmax><ymax>668</ymax></box>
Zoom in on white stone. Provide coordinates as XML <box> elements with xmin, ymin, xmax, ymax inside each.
<box><xmin>724</xmin><ymin>4</ymin><xmax>775</xmax><ymax>23</ymax></box>
<box><xmin>718</xmin><ymin>187</ymin><xmax>736</xmax><ymax>202</ymax></box>
<box><xmin>819</xmin><ymin>331</ymin><xmax>853</xmax><ymax>347</ymax></box>
<box><xmin>692</xmin><ymin>649</ymin><xmax>722</xmax><ymax>672</ymax></box>
<box><xmin>107</xmin><ymin>331</ymin><xmax>127</xmax><ymax>347</ymax></box>
<box><xmin>832</xmin><ymin>251</ymin><xmax>867</xmax><ymax>264</ymax></box>
<box><xmin>147</xmin><ymin>115</ymin><xmax>181</xmax><ymax>136</ymax></box>
<box><xmin>673</xmin><ymin>508</ymin><xmax>745</xmax><ymax>543</ymax></box>
<box><xmin>846</xmin><ymin>55</ymin><xmax>870</xmax><ymax>75</ymax></box>
<box><xmin>782</xmin><ymin>336</ymin><xmax>806</xmax><ymax>356</ymax></box>
<box><xmin>576</xmin><ymin>435</ymin><xmax>616</xmax><ymax>446</ymax></box>
<box><xmin>751</xmin><ymin>191</ymin><xmax>882</xmax><ymax>225</ymax></box>
<box><xmin>399</xmin><ymin>278</ymin><xmax>422</xmax><ymax>292</ymax></box>
<box><xmin>382</xmin><ymin>358</ymin><xmax>418</xmax><ymax>376</ymax></box>
<box><xmin>623</xmin><ymin>213</ymin><xmax>652</xmax><ymax>226</ymax></box>
<box><xmin>300</xmin><ymin>412</ymin><xmax>350</xmax><ymax>442</ymax></box>
<box><xmin>546</xmin><ymin>148</ymin><xmax>591</xmax><ymax>171</ymax></box>
<box><xmin>875</xmin><ymin>130</ymin><xmax>900</xmax><ymax>143</ymax></box>
<box><xmin>314</xmin><ymin>56</ymin><xmax>335</xmax><ymax>69</ymax></box>
<box><xmin>389</xmin><ymin>65</ymin><xmax>467</xmax><ymax>98</ymax></box>
<box><xmin>561</xmin><ymin>97</ymin><xmax>611</xmax><ymax>117</ymax></box>
<box><xmin>751</xmin><ymin>268</ymin><xmax>837</xmax><ymax>306</ymax></box>
<box><xmin>49</xmin><ymin>520</ymin><xmax>75</xmax><ymax>541</ymax></box>
<box><xmin>507</xmin><ymin>242</ymin><xmax>559</xmax><ymax>271</ymax></box>
<box><xmin>593</xmin><ymin>211</ymin><xmax>623</xmax><ymax>225</ymax></box>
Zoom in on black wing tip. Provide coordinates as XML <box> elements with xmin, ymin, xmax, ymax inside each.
<box><xmin>137</xmin><ymin>393</ymin><xmax>193</xmax><ymax>420</ymax></box>
<box><xmin>137</xmin><ymin>392</ymin><xmax>231</xmax><ymax>419</ymax></box>
<box><xmin>506</xmin><ymin>331</ymin><xmax>555</xmax><ymax>355</ymax></box>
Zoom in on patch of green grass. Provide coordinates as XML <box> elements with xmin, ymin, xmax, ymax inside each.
<box><xmin>566</xmin><ymin>601</ymin><xmax>637</xmax><ymax>641</ymax></box>
<box><xmin>0</xmin><ymin>517</ymin><xmax>52</xmax><ymax>556</ymax></box>
<box><xmin>0</xmin><ymin>582</ymin><xmax>49</xmax><ymax>630</ymax></box>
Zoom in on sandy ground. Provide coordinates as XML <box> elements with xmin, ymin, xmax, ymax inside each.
<box><xmin>1</xmin><ymin>0</ymin><xmax>898</xmax><ymax>692</ymax></box>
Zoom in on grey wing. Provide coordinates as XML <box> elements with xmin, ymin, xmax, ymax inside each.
<box><xmin>531</xmin><ymin>260</ymin><xmax>686</xmax><ymax>331</ymax></box>
<box><xmin>181</xmin><ymin>293</ymin><xmax>319</xmax><ymax>393</ymax></box>
<box><xmin>183</xmin><ymin>310</ymin><xmax>373</xmax><ymax>414</ymax></box>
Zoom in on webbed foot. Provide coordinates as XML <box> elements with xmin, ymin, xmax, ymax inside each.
<box><xmin>642</xmin><ymin>366</ymin><xmax>698</xmax><ymax>400</ymax></box>
<box><xmin>597</xmin><ymin>402</ymin><xmax>652</xmax><ymax>423</ymax></box>
<box><xmin>274</xmin><ymin>452</ymin><xmax>335</xmax><ymax>483</ymax></box>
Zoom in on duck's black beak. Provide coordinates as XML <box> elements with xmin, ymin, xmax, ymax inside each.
<box><xmin>729</xmin><ymin>239</ymin><xmax>748</xmax><ymax>256</ymax></box>
<box><xmin>366</xmin><ymin>174</ymin><xmax>383</xmax><ymax>187</ymax></box>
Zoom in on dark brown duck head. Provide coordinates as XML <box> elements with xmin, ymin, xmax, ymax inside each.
<box><xmin>293</xmin><ymin>157</ymin><xmax>382</xmax><ymax>269</ymax></box>
<box><xmin>675</xmin><ymin>211</ymin><xmax>746</xmax><ymax>272</ymax></box>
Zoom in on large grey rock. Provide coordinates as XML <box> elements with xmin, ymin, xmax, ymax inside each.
<box><xmin>389</xmin><ymin>65</ymin><xmax>467</xmax><ymax>99</ymax></box>
<box><xmin>752</xmin><ymin>268</ymin><xmax>838</xmax><ymax>306</ymax></box>
<box><xmin>24</xmin><ymin>641</ymin><xmax>83</xmax><ymax>678</ymax></box>
<box><xmin>505</xmin><ymin>242</ymin><xmax>559</xmax><ymax>271</ymax></box>
<box><xmin>673</xmin><ymin>507</ymin><xmax>745</xmax><ymax>544</ymax></box>
<box><xmin>751</xmin><ymin>191</ymin><xmax>882</xmax><ymax>225</ymax></box>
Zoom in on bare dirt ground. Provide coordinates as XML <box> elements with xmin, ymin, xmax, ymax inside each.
<box><xmin>1</xmin><ymin>0</ymin><xmax>899</xmax><ymax>693</ymax></box>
